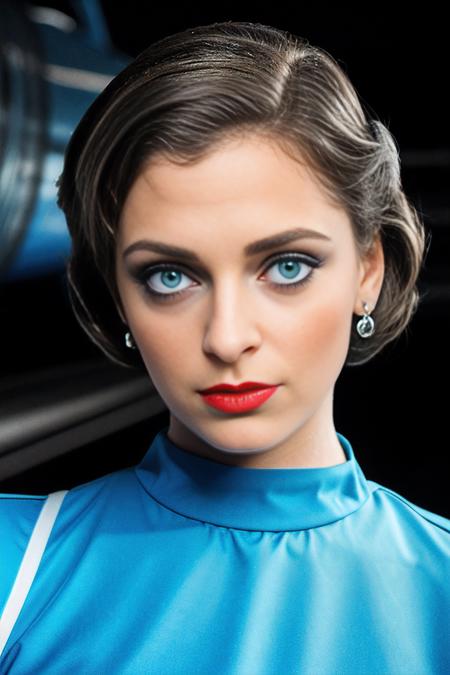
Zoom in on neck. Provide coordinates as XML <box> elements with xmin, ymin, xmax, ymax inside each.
<box><xmin>168</xmin><ymin>399</ymin><xmax>346</xmax><ymax>469</ymax></box>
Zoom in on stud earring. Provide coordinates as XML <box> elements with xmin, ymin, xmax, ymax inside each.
<box><xmin>125</xmin><ymin>331</ymin><xmax>137</xmax><ymax>349</ymax></box>
<box><xmin>356</xmin><ymin>301</ymin><xmax>375</xmax><ymax>338</ymax></box>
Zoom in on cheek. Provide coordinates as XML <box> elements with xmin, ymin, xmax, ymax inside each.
<box><xmin>136</xmin><ymin>319</ymin><xmax>188</xmax><ymax>386</ymax></box>
<box><xmin>284</xmin><ymin>297</ymin><xmax>352</xmax><ymax>380</ymax></box>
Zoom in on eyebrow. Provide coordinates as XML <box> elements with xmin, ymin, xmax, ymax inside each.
<box><xmin>122</xmin><ymin>227</ymin><xmax>331</xmax><ymax>262</ymax></box>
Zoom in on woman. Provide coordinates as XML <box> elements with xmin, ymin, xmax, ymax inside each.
<box><xmin>1</xmin><ymin>20</ymin><xmax>449</xmax><ymax>674</ymax></box>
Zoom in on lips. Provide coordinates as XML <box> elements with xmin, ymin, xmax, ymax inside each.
<box><xmin>199</xmin><ymin>385</ymin><xmax>279</xmax><ymax>413</ymax></box>
<box><xmin>199</xmin><ymin>381</ymin><xmax>275</xmax><ymax>394</ymax></box>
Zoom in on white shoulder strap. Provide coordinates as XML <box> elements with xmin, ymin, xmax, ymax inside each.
<box><xmin>0</xmin><ymin>489</ymin><xmax>69</xmax><ymax>656</ymax></box>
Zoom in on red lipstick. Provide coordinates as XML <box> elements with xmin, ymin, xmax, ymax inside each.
<box><xmin>198</xmin><ymin>382</ymin><xmax>280</xmax><ymax>413</ymax></box>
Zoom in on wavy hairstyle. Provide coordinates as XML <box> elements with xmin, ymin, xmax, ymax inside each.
<box><xmin>56</xmin><ymin>20</ymin><xmax>429</xmax><ymax>370</ymax></box>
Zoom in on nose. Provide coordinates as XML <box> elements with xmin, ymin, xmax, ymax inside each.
<box><xmin>202</xmin><ymin>280</ymin><xmax>262</xmax><ymax>363</ymax></box>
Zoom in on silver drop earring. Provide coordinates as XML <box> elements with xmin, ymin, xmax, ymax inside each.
<box><xmin>125</xmin><ymin>331</ymin><xmax>137</xmax><ymax>349</ymax></box>
<box><xmin>356</xmin><ymin>301</ymin><xmax>375</xmax><ymax>338</ymax></box>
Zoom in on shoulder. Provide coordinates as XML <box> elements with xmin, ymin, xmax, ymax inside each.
<box><xmin>0</xmin><ymin>465</ymin><xmax>136</xmax><ymax>542</ymax></box>
<box><xmin>0</xmin><ymin>466</ymin><xmax>139</xmax><ymax>614</ymax></box>
<box><xmin>0</xmin><ymin>467</ymin><xmax>137</xmax><ymax>561</ymax></box>
<box><xmin>0</xmin><ymin>463</ymin><xmax>143</xmax><ymax>540</ymax></box>
<box><xmin>369</xmin><ymin>481</ymin><xmax>450</xmax><ymax>532</ymax></box>
<box><xmin>366</xmin><ymin>480</ymin><xmax>450</xmax><ymax>559</ymax></box>
<box><xmin>0</xmin><ymin>475</ymin><xmax>107</xmax><ymax>526</ymax></box>
<box><xmin>0</xmin><ymin>493</ymin><xmax>48</xmax><ymax>615</ymax></box>
<box><xmin>0</xmin><ymin>492</ymin><xmax>47</xmax><ymax>538</ymax></box>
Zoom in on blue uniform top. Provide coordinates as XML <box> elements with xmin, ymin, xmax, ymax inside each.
<box><xmin>1</xmin><ymin>426</ymin><xmax>449</xmax><ymax>674</ymax></box>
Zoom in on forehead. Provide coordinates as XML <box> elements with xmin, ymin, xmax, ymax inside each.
<box><xmin>117</xmin><ymin>134</ymin><xmax>349</xmax><ymax>244</ymax></box>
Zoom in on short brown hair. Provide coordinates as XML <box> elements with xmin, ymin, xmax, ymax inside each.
<box><xmin>56</xmin><ymin>20</ymin><xmax>429</xmax><ymax>369</ymax></box>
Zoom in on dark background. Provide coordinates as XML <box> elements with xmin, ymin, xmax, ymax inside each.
<box><xmin>1</xmin><ymin>2</ymin><xmax>449</xmax><ymax>517</ymax></box>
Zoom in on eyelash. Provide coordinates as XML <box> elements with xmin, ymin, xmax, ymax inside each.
<box><xmin>134</xmin><ymin>252</ymin><xmax>324</xmax><ymax>302</ymax></box>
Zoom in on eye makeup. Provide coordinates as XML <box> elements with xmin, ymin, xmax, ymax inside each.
<box><xmin>128</xmin><ymin>250</ymin><xmax>326</xmax><ymax>303</ymax></box>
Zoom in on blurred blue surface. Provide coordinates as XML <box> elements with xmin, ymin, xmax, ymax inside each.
<box><xmin>0</xmin><ymin>0</ymin><xmax>130</xmax><ymax>282</ymax></box>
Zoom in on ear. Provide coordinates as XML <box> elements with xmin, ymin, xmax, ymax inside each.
<box><xmin>354</xmin><ymin>235</ymin><xmax>385</xmax><ymax>314</ymax></box>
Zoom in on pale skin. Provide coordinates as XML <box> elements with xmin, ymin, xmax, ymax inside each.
<box><xmin>114</xmin><ymin>133</ymin><xmax>385</xmax><ymax>468</ymax></box>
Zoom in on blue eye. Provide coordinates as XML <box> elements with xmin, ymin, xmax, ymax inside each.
<box><xmin>265</xmin><ymin>255</ymin><xmax>314</xmax><ymax>287</ymax></box>
<box><xmin>136</xmin><ymin>252</ymin><xmax>323</xmax><ymax>302</ymax></box>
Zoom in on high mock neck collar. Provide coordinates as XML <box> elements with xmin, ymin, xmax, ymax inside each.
<box><xmin>134</xmin><ymin>427</ymin><xmax>372</xmax><ymax>532</ymax></box>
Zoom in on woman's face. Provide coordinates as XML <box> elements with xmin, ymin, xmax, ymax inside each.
<box><xmin>115</xmin><ymin>134</ymin><xmax>384</xmax><ymax>467</ymax></box>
